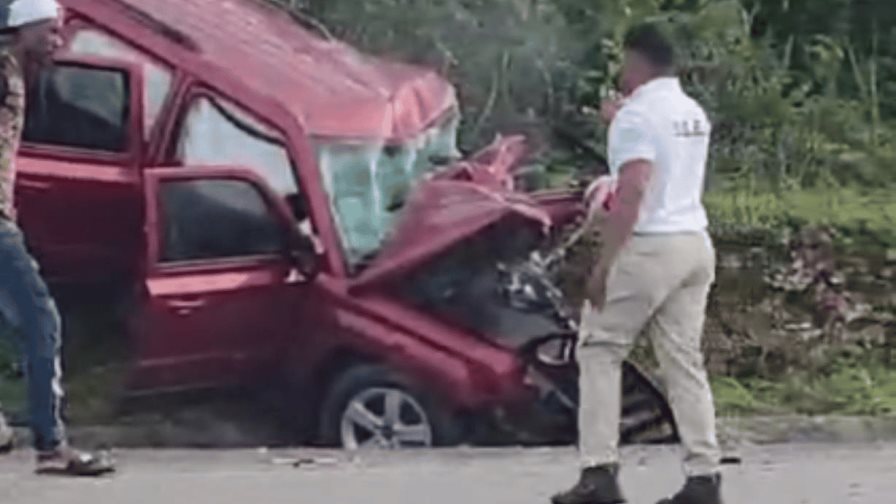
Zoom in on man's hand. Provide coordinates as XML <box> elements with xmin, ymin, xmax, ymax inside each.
<box><xmin>582</xmin><ymin>175</ymin><xmax>616</xmax><ymax>231</ymax></box>
<box><xmin>584</xmin><ymin>175</ymin><xmax>615</xmax><ymax>212</ymax></box>
<box><xmin>586</xmin><ymin>261</ymin><xmax>611</xmax><ymax>310</ymax></box>
<box><xmin>600</xmin><ymin>96</ymin><xmax>625</xmax><ymax>124</ymax></box>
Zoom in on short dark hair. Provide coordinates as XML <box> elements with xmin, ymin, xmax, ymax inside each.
<box><xmin>623</xmin><ymin>22</ymin><xmax>676</xmax><ymax>72</ymax></box>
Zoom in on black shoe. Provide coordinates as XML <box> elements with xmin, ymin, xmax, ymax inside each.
<box><xmin>552</xmin><ymin>464</ymin><xmax>626</xmax><ymax>504</ymax></box>
<box><xmin>657</xmin><ymin>474</ymin><xmax>723</xmax><ymax>504</ymax></box>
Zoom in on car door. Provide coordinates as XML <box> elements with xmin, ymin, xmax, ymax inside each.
<box><xmin>129</xmin><ymin>167</ymin><xmax>314</xmax><ymax>392</ymax></box>
<box><xmin>16</xmin><ymin>56</ymin><xmax>145</xmax><ymax>285</ymax></box>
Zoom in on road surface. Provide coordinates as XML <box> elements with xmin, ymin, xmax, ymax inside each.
<box><xmin>2</xmin><ymin>444</ymin><xmax>895</xmax><ymax>503</ymax></box>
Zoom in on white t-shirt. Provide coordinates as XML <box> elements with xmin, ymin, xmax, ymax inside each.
<box><xmin>607</xmin><ymin>77</ymin><xmax>710</xmax><ymax>234</ymax></box>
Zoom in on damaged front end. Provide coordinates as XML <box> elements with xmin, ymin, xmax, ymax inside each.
<box><xmin>387</xmin><ymin>218</ymin><xmax>676</xmax><ymax>445</ymax></box>
<box><xmin>387</xmin><ymin>217</ymin><xmax>577</xmax><ymax>444</ymax></box>
<box><xmin>348</xmin><ymin>136</ymin><xmax>677</xmax><ymax>445</ymax></box>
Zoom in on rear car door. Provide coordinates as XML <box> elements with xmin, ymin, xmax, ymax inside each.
<box><xmin>129</xmin><ymin>167</ymin><xmax>313</xmax><ymax>392</ymax></box>
<box><xmin>16</xmin><ymin>56</ymin><xmax>145</xmax><ymax>285</ymax></box>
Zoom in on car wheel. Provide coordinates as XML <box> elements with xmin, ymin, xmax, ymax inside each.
<box><xmin>319</xmin><ymin>364</ymin><xmax>465</xmax><ymax>450</ymax></box>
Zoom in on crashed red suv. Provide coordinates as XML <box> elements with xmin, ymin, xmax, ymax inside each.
<box><xmin>14</xmin><ymin>0</ymin><xmax>676</xmax><ymax>448</ymax></box>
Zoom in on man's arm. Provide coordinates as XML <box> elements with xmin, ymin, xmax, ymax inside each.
<box><xmin>585</xmin><ymin>159</ymin><xmax>652</xmax><ymax>309</ymax></box>
<box><xmin>0</xmin><ymin>69</ymin><xmax>19</xmax><ymax>169</ymax></box>
<box><xmin>597</xmin><ymin>159</ymin><xmax>652</xmax><ymax>267</ymax></box>
<box><xmin>585</xmin><ymin>104</ymin><xmax>655</xmax><ymax>308</ymax></box>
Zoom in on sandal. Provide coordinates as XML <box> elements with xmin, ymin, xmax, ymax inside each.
<box><xmin>36</xmin><ymin>447</ymin><xmax>116</xmax><ymax>477</ymax></box>
<box><xmin>0</xmin><ymin>420</ymin><xmax>13</xmax><ymax>454</ymax></box>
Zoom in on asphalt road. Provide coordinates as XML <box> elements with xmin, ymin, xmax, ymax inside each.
<box><xmin>2</xmin><ymin>444</ymin><xmax>895</xmax><ymax>504</ymax></box>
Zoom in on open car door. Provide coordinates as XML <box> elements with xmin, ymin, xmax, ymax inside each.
<box><xmin>129</xmin><ymin>166</ymin><xmax>317</xmax><ymax>392</ymax></box>
<box><xmin>16</xmin><ymin>56</ymin><xmax>145</xmax><ymax>285</ymax></box>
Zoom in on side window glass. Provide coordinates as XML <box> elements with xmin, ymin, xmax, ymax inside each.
<box><xmin>159</xmin><ymin>179</ymin><xmax>284</xmax><ymax>263</ymax></box>
<box><xmin>23</xmin><ymin>64</ymin><xmax>129</xmax><ymax>152</ymax></box>
<box><xmin>175</xmin><ymin>96</ymin><xmax>300</xmax><ymax>200</ymax></box>
<box><xmin>68</xmin><ymin>28</ymin><xmax>173</xmax><ymax>139</ymax></box>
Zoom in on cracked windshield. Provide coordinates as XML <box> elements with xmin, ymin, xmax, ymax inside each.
<box><xmin>316</xmin><ymin>113</ymin><xmax>461</xmax><ymax>267</ymax></box>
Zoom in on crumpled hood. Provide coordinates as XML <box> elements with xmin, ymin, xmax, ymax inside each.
<box><xmin>350</xmin><ymin>136</ymin><xmax>551</xmax><ymax>291</ymax></box>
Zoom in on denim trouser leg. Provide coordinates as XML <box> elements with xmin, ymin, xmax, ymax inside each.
<box><xmin>0</xmin><ymin>219</ymin><xmax>65</xmax><ymax>451</ymax></box>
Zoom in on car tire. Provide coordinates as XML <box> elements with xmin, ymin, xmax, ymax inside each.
<box><xmin>319</xmin><ymin>364</ymin><xmax>466</xmax><ymax>449</ymax></box>
<box><xmin>620</xmin><ymin>361</ymin><xmax>679</xmax><ymax>444</ymax></box>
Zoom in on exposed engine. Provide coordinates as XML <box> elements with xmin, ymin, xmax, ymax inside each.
<box><xmin>394</xmin><ymin>218</ymin><xmax>575</xmax><ymax>347</ymax></box>
<box><xmin>392</xmin><ymin>218</ymin><xmax>678</xmax><ymax>445</ymax></box>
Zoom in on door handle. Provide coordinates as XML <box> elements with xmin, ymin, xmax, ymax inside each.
<box><xmin>165</xmin><ymin>297</ymin><xmax>207</xmax><ymax>315</ymax></box>
<box><xmin>166</xmin><ymin>298</ymin><xmax>206</xmax><ymax>309</ymax></box>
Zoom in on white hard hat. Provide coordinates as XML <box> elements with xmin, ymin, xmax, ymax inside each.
<box><xmin>2</xmin><ymin>0</ymin><xmax>61</xmax><ymax>30</ymax></box>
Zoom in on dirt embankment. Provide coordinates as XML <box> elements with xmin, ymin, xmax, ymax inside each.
<box><xmin>555</xmin><ymin>226</ymin><xmax>896</xmax><ymax>379</ymax></box>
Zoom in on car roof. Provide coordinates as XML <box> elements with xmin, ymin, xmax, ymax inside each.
<box><xmin>74</xmin><ymin>0</ymin><xmax>457</xmax><ymax>141</ymax></box>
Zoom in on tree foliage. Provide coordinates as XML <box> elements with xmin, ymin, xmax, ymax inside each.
<box><xmin>275</xmin><ymin>0</ymin><xmax>896</xmax><ymax>191</ymax></box>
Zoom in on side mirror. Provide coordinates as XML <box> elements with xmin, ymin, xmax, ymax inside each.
<box><xmin>287</xmin><ymin>229</ymin><xmax>321</xmax><ymax>281</ymax></box>
<box><xmin>286</xmin><ymin>193</ymin><xmax>309</xmax><ymax>222</ymax></box>
<box><xmin>281</xmin><ymin>193</ymin><xmax>319</xmax><ymax>280</ymax></box>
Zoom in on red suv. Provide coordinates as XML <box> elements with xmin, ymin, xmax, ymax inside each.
<box><xmin>15</xmin><ymin>0</ymin><xmax>676</xmax><ymax>449</ymax></box>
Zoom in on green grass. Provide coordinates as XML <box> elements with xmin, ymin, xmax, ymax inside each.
<box><xmin>712</xmin><ymin>354</ymin><xmax>896</xmax><ymax>416</ymax></box>
<box><xmin>0</xmin><ymin>305</ymin><xmax>129</xmax><ymax>425</ymax></box>
<box><xmin>705</xmin><ymin>184</ymin><xmax>896</xmax><ymax>250</ymax></box>
<box><xmin>705</xmin><ymin>184</ymin><xmax>896</xmax><ymax>416</ymax></box>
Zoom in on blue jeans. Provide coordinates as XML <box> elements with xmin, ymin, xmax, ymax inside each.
<box><xmin>0</xmin><ymin>219</ymin><xmax>65</xmax><ymax>451</ymax></box>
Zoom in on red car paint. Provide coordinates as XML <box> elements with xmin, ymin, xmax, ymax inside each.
<box><xmin>16</xmin><ymin>0</ymin><xmax>584</xmax><ymax>439</ymax></box>
<box><xmin>353</xmin><ymin>177</ymin><xmax>552</xmax><ymax>290</ymax></box>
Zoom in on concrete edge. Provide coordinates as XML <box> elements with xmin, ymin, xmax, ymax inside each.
<box><xmin>8</xmin><ymin>415</ymin><xmax>896</xmax><ymax>450</ymax></box>
<box><xmin>718</xmin><ymin>415</ymin><xmax>896</xmax><ymax>446</ymax></box>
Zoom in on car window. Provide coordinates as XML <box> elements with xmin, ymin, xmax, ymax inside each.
<box><xmin>68</xmin><ymin>27</ymin><xmax>173</xmax><ymax>139</ymax></box>
<box><xmin>23</xmin><ymin>64</ymin><xmax>129</xmax><ymax>152</ymax></box>
<box><xmin>159</xmin><ymin>179</ymin><xmax>285</xmax><ymax>263</ymax></box>
<box><xmin>175</xmin><ymin>96</ymin><xmax>300</xmax><ymax>199</ymax></box>
<box><xmin>315</xmin><ymin>112</ymin><xmax>460</xmax><ymax>267</ymax></box>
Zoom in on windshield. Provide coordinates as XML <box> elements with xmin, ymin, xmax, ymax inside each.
<box><xmin>316</xmin><ymin>112</ymin><xmax>461</xmax><ymax>268</ymax></box>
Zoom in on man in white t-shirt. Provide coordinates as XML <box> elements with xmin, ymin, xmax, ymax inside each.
<box><xmin>552</xmin><ymin>23</ymin><xmax>722</xmax><ymax>504</ymax></box>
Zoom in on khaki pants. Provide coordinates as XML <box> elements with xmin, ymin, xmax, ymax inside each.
<box><xmin>577</xmin><ymin>231</ymin><xmax>720</xmax><ymax>476</ymax></box>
